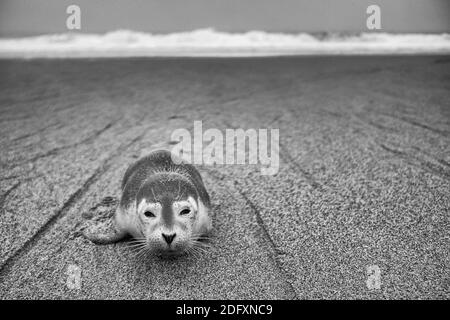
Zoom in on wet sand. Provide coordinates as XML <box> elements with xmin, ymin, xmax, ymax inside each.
<box><xmin>0</xmin><ymin>56</ymin><xmax>449</xmax><ymax>299</ymax></box>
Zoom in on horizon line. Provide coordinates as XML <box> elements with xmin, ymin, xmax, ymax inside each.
<box><xmin>0</xmin><ymin>29</ymin><xmax>449</xmax><ymax>58</ymax></box>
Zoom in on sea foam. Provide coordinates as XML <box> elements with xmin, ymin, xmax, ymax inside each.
<box><xmin>0</xmin><ymin>29</ymin><xmax>449</xmax><ymax>58</ymax></box>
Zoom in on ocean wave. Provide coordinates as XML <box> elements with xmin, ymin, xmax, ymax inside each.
<box><xmin>0</xmin><ymin>29</ymin><xmax>449</xmax><ymax>58</ymax></box>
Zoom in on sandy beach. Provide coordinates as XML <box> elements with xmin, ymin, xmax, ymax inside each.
<box><xmin>0</xmin><ymin>55</ymin><xmax>449</xmax><ymax>299</ymax></box>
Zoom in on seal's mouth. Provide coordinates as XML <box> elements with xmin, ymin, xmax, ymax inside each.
<box><xmin>154</xmin><ymin>248</ymin><xmax>184</xmax><ymax>258</ymax></box>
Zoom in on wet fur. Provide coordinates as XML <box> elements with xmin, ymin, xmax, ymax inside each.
<box><xmin>83</xmin><ymin>150</ymin><xmax>212</xmax><ymax>254</ymax></box>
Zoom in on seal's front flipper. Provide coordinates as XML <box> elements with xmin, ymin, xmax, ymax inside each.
<box><xmin>82</xmin><ymin>218</ymin><xmax>127</xmax><ymax>245</ymax></box>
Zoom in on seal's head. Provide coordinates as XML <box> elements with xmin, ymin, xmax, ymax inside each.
<box><xmin>135</xmin><ymin>172</ymin><xmax>204</xmax><ymax>257</ymax></box>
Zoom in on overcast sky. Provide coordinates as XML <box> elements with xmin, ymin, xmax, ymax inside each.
<box><xmin>0</xmin><ymin>0</ymin><xmax>449</xmax><ymax>37</ymax></box>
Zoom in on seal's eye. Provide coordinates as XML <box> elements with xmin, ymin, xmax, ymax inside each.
<box><xmin>144</xmin><ymin>211</ymin><xmax>155</xmax><ymax>218</ymax></box>
<box><xmin>180</xmin><ymin>208</ymin><xmax>191</xmax><ymax>216</ymax></box>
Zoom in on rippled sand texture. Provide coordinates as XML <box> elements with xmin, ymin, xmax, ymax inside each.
<box><xmin>0</xmin><ymin>56</ymin><xmax>449</xmax><ymax>299</ymax></box>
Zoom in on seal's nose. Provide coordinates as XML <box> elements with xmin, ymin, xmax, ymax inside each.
<box><xmin>162</xmin><ymin>233</ymin><xmax>176</xmax><ymax>245</ymax></box>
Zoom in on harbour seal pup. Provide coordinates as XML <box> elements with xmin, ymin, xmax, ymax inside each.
<box><xmin>83</xmin><ymin>150</ymin><xmax>212</xmax><ymax>257</ymax></box>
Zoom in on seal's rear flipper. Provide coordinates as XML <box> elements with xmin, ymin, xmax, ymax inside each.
<box><xmin>82</xmin><ymin>218</ymin><xmax>127</xmax><ymax>245</ymax></box>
